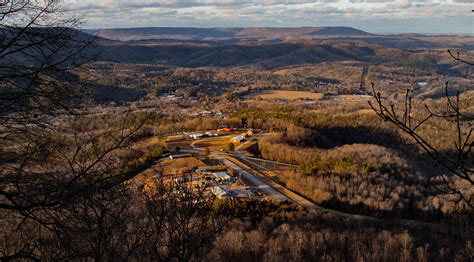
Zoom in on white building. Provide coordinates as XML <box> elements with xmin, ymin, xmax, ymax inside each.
<box><xmin>231</xmin><ymin>136</ymin><xmax>245</xmax><ymax>143</ymax></box>
<box><xmin>210</xmin><ymin>185</ymin><xmax>231</xmax><ymax>199</ymax></box>
<box><xmin>206</xmin><ymin>131</ymin><xmax>218</xmax><ymax>136</ymax></box>
<box><xmin>189</xmin><ymin>133</ymin><xmax>204</xmax><ymax>139</ymax></box>
<box><xmin>213</xmin><ymin>171</ymin><xmax>234</xmax><ymax>184</ymax></box>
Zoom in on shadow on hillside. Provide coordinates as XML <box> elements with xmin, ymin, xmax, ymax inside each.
<box><xmin>416</xmin><ymin>149</ymin><xmax>474</xmax><ymax>176</ymax></box>
<box><xmin>321</xmin><ymin>198</ymin><xmax>447</xmax><ymax>222</ymax></box>
<box><xmin>89</xmin><ymin>84</ymin><xmax>147</xmax><ymax>105</ymax></box>
<box><xmin>98</xmin><ymin>42</ymin><xmax>377</xmax><ymax>68</ymax></box>
<box><xmin>315</xmin><ymin>126</ymin><xmax>407</xmax><ymax>150</ymax></box>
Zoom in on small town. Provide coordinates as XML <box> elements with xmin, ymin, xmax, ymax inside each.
<box><xmin>133</xmin><ymin>128</ymin><xmax>312</xmax><ymax>207</ymax></box>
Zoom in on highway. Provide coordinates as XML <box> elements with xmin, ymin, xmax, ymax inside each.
<box><xmin>221</xmin><ymin>154</ymin><xmax>319</xmax><ymax>210</ymax></box>
<box><xmin>188</xmin><ymin>135</ymin><xmax>320</xmax><ymax>210</ymax></box>
<box><xmin>166</xmin><ymin>135</ymin><xmax>442</xmax><ymax>227</ymax></box>
<box><xmin>216</xmin><ymin>155</ymin><xmax>290</xmax><ymax>203</ymax></box>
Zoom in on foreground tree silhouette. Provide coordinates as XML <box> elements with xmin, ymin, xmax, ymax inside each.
<box><xmin>0</xmin><ymin>0</ymin><xmax>103</xmax><ymax>212</ymax></box>
<box><xmin>370</xmin><ymin>54</ymin><xmax>473</xmax><ymax>209</ymax></box>
<box><xmin>0</xmin><ymin>1</ymin><xmax>220</xmax><ymax>259</ymax></box>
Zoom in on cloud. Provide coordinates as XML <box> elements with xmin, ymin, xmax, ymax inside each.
<box><xmin>65</xmin><ymin>0</ymin><xmax>473</xmax><ymax>34</ymax></box>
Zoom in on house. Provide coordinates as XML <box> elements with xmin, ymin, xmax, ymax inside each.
<box><xmin>231</xmin><ymin>136</ymin><xmax>245</xmax><ymax>143</ymax></box>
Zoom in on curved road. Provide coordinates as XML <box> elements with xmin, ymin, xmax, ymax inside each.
<box><xmin>173</xmin><ymin>135</ymin><xmax>446</xmax><ymax>228</ymax></box>
<box><xmin>189</xmin><ymin>135</ymin><xmax>319</xmax><ymax>210</ymax></box>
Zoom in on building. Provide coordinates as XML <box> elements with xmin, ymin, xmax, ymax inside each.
<box><xmin>206</xmin><ymin>131</ymin><xmax>218</xmax><ymax>137</ymax></box>
<box><xmin>231</xmin><ymin>136</ymin><xmax>245</xmax><ymax>143</ymax></box>
<box><xmin>213</xmin><ymin>171</ymin><xmax>234</xmax><ymax>184</ymax></box>
<box><xmin>196</xmin><ymin>167</ymin><xmax>211</xmax><ymax>173</ymax></box>
<box><xmin>418</xmin><ymin>82</ymin><xmax>429</xmax><ymax>88</ymax></box>
<box><xmin>164</xmin><ymin>135</ymin><xmax>185</xmax><ymax>142</ymax></box>
<box><xmin>219</xmin><ymin>127</ymin><xmax>236</xmax><ymax>132</ymax></box>
<box><xmin>417</xmin><ymin>82</ymin><xmax>430</xmax><ymax>90</ymax></box>
<box><xmin>189</xmin><ymin>133</ymin><xmax>203</xmax><ymax>139</ymax></box>
<box><xmin>210</xmin><ymin>185</ymin><xmax>231</xmax><ymax>199</ymax></box>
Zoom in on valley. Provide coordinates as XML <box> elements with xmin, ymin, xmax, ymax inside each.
<box><xmin>1</xmin><ymin>15</ymin><xmax>472</xmax><ymax>260</ymax></box>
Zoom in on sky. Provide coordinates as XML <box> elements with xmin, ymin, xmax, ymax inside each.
<box><xmin>67</xmin><ymin>0</ymin><xmax>473</xmax><ymax>34</ymax></box>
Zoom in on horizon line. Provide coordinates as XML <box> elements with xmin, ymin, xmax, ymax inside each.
<box><xmin>84</xmin><ymin>26</ymin><xmax>474</xmax><ymax>36</ymax></box>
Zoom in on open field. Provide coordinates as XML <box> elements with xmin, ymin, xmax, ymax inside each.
<box><xmin>193</xmin><ymin>136</ymin><xmax>237</xmax><ymax>151</ymax></box>
<box><xmin>328</xmin><ymin>94</ymin><xmax>373</xmax><ymax>101</ymax></box>
<box><xmin>245</xmin><ymin>90</ymin><xmax>324</xmax><ymax>100</ymax></box>
<box><xmin>160</xmin><ymin>157</ymin><xmax>206</xmax><ymax>176</ymax></box>
<box><xmin>162</xmin><ymin>134</ymin><xmax>185</xmax><ymax>142</ymax></box>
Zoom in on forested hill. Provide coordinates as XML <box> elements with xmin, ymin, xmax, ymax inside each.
<box><xmin>91</xmin><ymin>26</ymin><xmax>373</xmax><ymax>41</ymax></box>
<box><xmin>83</xmin><ymin>26</ymin><xmax>474</xmax><ymax>68</ymax></box>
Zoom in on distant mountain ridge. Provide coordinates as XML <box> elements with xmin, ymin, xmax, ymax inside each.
<box><xmin>78</xmin><ymin>26</ymin><xmax>474</xmax><ymax>68</ymax></box>
<box><xmin>91</xmin><ymin>26</ymin><xmax>373</xmax><ymax>41</ymax></box>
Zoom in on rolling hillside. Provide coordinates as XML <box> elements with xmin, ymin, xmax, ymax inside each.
<box><xmin>92</xmin><ymin>26</ymin><xmax>373</xmax><ymax>41</ymax></box>
<box><xmin>97</xmin><ymin>42</ymin><xmax>380</xmax><ymax>68</ymax></box>
<box><xmin>95</xmin><ymin>40</ymin><xmax>470</xmax><ymax>73</ymax></box>
<box><xmin>87</xmin><ymin>27</ymin><xmax>474</xmax><ymax>53</ymax></box>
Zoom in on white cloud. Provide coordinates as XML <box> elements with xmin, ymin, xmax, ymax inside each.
<box><xmin>64</xmin><ymin>0</ymin><xmax>473</xmax><ymax>33</ymax></box>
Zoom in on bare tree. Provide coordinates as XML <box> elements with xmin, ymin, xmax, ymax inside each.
<box><xmin>370</xmin><ymin>77</ymin><xmax>473</xmax><ymax>208</ymax></box>
<box><xmin>0</xmin><ymin>0</ymin><xmax>154</xmax><ymax>213</ymax></box>
<box><xmin>0</xmin><ymin>1</ymin><xmax>138</xmax><ymax>259</ymax></box>
<box><xmin>0</xmin><ymin>0</ymin><xmax>93</xmax><ymax>207</ymax></box>
<box><xmin>448</xmin><ymin>49</ymin><xmax>474</xmax><ymax>66</ymax></box>
<box><xmin>0</xmin><ymin>0</ymin><xmax>96</xmax><ymax>124</ymax></box>
<box><xmin>0</xmin><ymin>2</ymin><xmax>222</xmax><ymax>260</ymax></box>
<box><xmin>138</xmin><ymin>180</ymin><xmax>222</xmax><ymax>261</ymax></box>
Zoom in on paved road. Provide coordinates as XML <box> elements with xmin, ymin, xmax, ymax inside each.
<box><xmin>221</xmin><ymin>154</ymin><xmax>319</xmax><ymax>210</ymax></box>
<box><xmin>216</xmin><ymin>155</ymin><xmax>291</xmax><ymax>203</ymax></box>
<box><xmin>187</xmin><ymin>135</ymin><xmax>320</xmax><ymax>209</ymax></box>
<box><xmin>165</xmin><ymin>136</ymin><xmax>443</xmax><ymax>228</ymax></box>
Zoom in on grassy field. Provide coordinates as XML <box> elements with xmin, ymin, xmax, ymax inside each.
<box><xmin>162</xmin><ymin>134</ymin><xmax>185</xmax><ymax>142</ymax></box>
<box><xmin>194</xmin><ymin>136</ymin><xmax>237</xmax><ymax>151</ymax></box>
<box><xmin>327</xmin><ymin>94</ymin><xmax>374</xmax><ymax>102</ymax></box>
<box><xmin>160</xmin><ymin>157</ymin><xmax>206</xmax><ymax>176</ymax></box>
<box><xmin>330</xmin><ymin>94</ymin><xmax>372</xmax><ymax>99</ymax></box>
<box><xmin>245</xmin><ymin>90</ymin><xmax>324</xmax><ymax>100</ymax></box>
